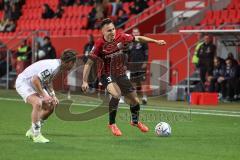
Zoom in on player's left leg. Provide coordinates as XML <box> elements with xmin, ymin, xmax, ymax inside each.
<box><xmin>39</xmin><ymin>103</ymin><xmax>56</xmax><ymax>125</ymax></box>
<box><xmin>131</xmin><ymin>72</ymin><xmax>147</xmax><ymax>105</ymax></box>
<box><xmin>136</xmin><ymin>81</ymin><xmax>147</xmax><ymax>105</ymax></box>
<box><xmin>117</xmin><ymin>75</ymin><xmax>148</xmax><ymax>132</ymax></box>
<box><xmin>124</xmin><ymin>92</ymin><xmax>149</xmax><ymax>132</ymax></box>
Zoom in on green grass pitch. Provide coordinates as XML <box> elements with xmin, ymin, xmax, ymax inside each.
<box><xmin>0</xmin><ymin>89</ymin><xmax>240</xmax><ymax>160</ymax></box>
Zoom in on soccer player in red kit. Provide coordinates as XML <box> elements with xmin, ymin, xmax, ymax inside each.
<box><xmin>82</xmin><ymin>18</ymin><xmax>166</xmax><ymax>136</ymax></box>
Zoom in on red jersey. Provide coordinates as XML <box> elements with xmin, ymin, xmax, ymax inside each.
<box><xmin>90</xmin><ymin>32</ymin><xmax>135</xmax><ymax>77</ymax></box>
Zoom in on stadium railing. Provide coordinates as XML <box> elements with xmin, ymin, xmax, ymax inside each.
<box><xmin>120</xmin><ymin>0</ymin><xmax>168</xmax><ymax>32</ymax></box>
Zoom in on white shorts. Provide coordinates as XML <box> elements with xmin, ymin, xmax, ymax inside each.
<box><xmin>15</xmin><ymin>76</ymin><xmax>37</xmax><ymax>103</ymax></box>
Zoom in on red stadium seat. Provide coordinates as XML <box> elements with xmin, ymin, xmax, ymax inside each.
<box><xmin>58</xmin><ymin>30</ymin><xmax>65</xmax><ymax>36</ymax></box>
<box><xmin>12</xmin><ymin>0</ymin><xmax>156</xmax><ymax>36</ymax></box>
<box><xmin>72</xmin><ymin>29</ymin><xmax>81</xmax><ymax>36</ymax></box>
<box><xmin>65</xmin><ymin>29</ymin><xmax>72</xmax><ymax>36</ymax></box>
<box><xmin>221</xmin><ymin>10</ymin><xmax>228</xmax><ymax>22</ymax></box>
<box><xmin>229</xmin><ymin>9</ymin><xmax>237</xmax><ymax>19</ymax></box>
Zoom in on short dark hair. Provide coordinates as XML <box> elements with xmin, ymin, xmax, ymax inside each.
<box><xmin>100</xmin><ymin>18</ymin><xmax>113</xmax><ymax>29</ymax></box>
<box><xmin>61</xmin><ymin>49</ymin><xmax>77</xmax><ymax>63</ymax></box>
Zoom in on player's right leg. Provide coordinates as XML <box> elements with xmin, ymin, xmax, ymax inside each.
<box><xmin>26</xmin><ymin>95</ymin><xmax>50</xmax><ymax>143</ymax></box>
<box><xmin>106</xmin><ymin>82</ymin><xmax>122</xmax><ymax>136</ymax></box>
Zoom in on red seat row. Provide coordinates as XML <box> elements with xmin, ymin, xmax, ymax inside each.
<box><xmin>24</xmin><ymin>0</ymin><xmax>58</xmax><ymax>8</ymax></box>
<box><xmin>200</xmin><ymin>9</ymin><xmax>240</xmax><ymax>26</ymax></box>
<box><xmin>180</xmin><ymin>0</ymin><xmax>240</xmax><ymax>31</ymax></box>
<box><xmin>227</xmin><ymin>0</ymin><xmax>240</xmax><ymax>10</ymax></box>
<box><xmin>0</xmin><ymin>0</ymin><xmax>155</xmax><ymax>37</ymax></box>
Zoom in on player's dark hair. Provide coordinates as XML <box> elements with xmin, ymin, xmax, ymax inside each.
<box><xmin>61</xmin><ymin>49</ymin><xmax>77</xmax><ymax>63</ymax></box>
<box><xmin>100</xmin><ymin>18</ymin><xmax>113</xmax><ymax>29</ymax></box>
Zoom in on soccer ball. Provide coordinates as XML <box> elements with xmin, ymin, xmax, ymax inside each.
<box><xmin>155</xmin><ymin>122</ymin><xmax>171</xmax><ymax>137</ymax></box>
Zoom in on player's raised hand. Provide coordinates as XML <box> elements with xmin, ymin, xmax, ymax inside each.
<box><xmin>155</xmin><ymin>40</ymin><xmax>166</xmax><ymax>45</ymax></box>
<box><xmin>81</xmin><ymin>81</ymin><xmax>89</xmax><ymax>93</ymax></box>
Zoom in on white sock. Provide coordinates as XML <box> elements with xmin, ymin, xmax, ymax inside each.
<box><xmin>119</xmin><ymin>96</ymin><xmax>125</xmax><ymax>103</ymax></box>
<box><xmin>142</xmin><ymin>95</ymin><xmax>147</xmax><ymax>101</ymax></box>
<box><xmin>32</xmin><ymin>121</ymin><xmax>41</xmax><ymax>136</ymax></box>
<box><xmin>40</xmin><ymin>119</ymin><xmax>45</xmax><ymax>126</ymax></box>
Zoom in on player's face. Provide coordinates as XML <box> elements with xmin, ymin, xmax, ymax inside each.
<box><xmin>102</xmin><ymin>23</ymin><xmax>116</xmax><ymax>42</ymax></box>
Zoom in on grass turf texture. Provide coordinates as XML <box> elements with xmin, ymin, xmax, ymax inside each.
<box><xmin>0</xmin><ymin>89</ymin><xmax>240</xmax><ymax>160</ymax></box>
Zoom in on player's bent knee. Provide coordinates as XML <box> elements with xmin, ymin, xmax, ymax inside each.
<box><xmin>112</xmin><ymin>94</ymin><xmax>121</xmax><ymax>99</ymax></box>
<box><xmin>109</xmin><ymin>89</ymin><xmax>121</xmax><ymax>99</ymax></box>
<box><xmin>107</xmin><ymin>83</ymin><xmax>121</xmax><ymax>99</ymax></box>
<box><xmin>130</xmin><ymin>97</ymin><xmax>140</xmax><ymax>106</ymax></box>
<box><xmin>32</xmin><ymin>100</ymin><xmax>42</xmax><ymax>110</ymax></box>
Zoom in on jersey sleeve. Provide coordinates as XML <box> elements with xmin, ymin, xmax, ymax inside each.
<box><xmin>122</xmin><ymin>33</ymin><xmax>135</xmax><ymax>43</ymax></box>
<box><xmin>89</xmin><ymin>39</ymin><xmax>103</xmax><ymax>60</ymax></box>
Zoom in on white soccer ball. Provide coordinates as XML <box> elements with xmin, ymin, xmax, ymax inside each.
<box><xmin>155</xmin><ymin>122</ymin><xmax>171</xmax><ymax>137</ymax></box>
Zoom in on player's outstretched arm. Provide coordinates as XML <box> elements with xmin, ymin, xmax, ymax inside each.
<box><xmin>82</xmin><ymin>58</ymin><xmax>94</xmax><ymax>92</ymax></box>
<box><xmin>135</xmin><ymin>36</ymin><xmax>166</xmax><ymax>45</ymax></box>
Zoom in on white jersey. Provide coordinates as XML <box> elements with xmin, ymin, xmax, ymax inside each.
<box><xmin>18</xmin><ymin>59</ymin><xmax>61</xmax><ymax>84</ymax></box>
<box><xmin>16</xmin><ymin>59</ymin><xmax>61</xmax><ymax>102</ymax></box>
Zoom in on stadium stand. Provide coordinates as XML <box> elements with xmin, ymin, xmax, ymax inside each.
<box><xmin>180</xmin><ymin>0</ymin><xmax>240</xmax><ymax>30</ymax></box>
<box><xmin>0</xmin><ymin>0</ymin><xmax>162</xmax><ymax>37</ymax></box>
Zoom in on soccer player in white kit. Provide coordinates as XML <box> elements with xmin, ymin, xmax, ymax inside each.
<box><xmin>15</xmin><ymin>49</ymin><xmax>77</xmax><ymax>143</ymax></box>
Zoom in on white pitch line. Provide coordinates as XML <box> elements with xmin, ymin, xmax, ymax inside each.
<box><xmin>184</xmin><ymin>108</ymin><xmax>240</xmax><ymax>114</ymax></box>
<box><xmin>0</xmin><ymin>97</ymin><xmax>22</xmax><ymax>102</ymax></box>
<box><xmin>124</xmin><ymin>107</ymin><xmax>240</xmax><ymax>118</ymax></box>
<box><xmin>0</xmin><ymin>97</ymin><xmax>240</xmax><ymax>118</ymax></box>
<box><xmin>144</xmin><ymin>106</ymin><xmax>240</xmax><ymax>114</ymax></box>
